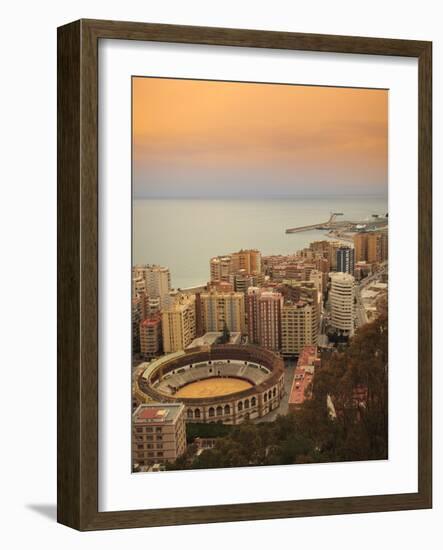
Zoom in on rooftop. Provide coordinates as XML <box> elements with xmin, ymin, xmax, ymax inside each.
<box><xmin>133</xmin><ymin>402</ymin><xmax>184</xmax><ymax>424</ymax></box>
<box><xmin>187</xmin><ymin>332</ymin><xmax>241</xmax><ymax>349</ymax></box>
<box><xmin>289</xmin><ymin>367</ymin><xmax>314</xmax><ymax>406</ymax></box>
<box><xmin>297</xmin><ymin>346</ymin><xmax>320</xmax><ymax>368</ymax></box>
<box><xmin>141</xmin><ymin>316</ymin><xmax>161</xmax><ymax>327</ymax></box>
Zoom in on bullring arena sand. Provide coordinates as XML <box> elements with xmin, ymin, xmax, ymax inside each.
<box><xmin>175</xmin><ymin>377</ymin><xmax>253</xmax><ymax>398</ymax></box>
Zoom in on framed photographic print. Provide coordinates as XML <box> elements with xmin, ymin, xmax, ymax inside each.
<box><xmin>57</xmin><ymin>19</ymin><xmax>432</xmax><ymax>530</ymax></box>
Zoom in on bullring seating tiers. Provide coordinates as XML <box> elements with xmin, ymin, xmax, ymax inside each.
<box><xmin>155</xmin><ymin>360</ymin><xmax>269</xmax><ymax>395</ymax></box>
<box><xmin>135</xmin><ymin>345</ymin><xmax>285</xmax><ymax>424</ymax></box>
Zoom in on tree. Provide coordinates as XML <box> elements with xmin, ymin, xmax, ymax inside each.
<box><xmin>167</xmin><ymin>314</ymin><xmax>388</xmax><ymax>470</ymax></box>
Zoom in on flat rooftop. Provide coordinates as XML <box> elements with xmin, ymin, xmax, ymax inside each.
<box><xmin>133</xmin><ymin>402</ymin><xmax>184</xmax><ymax>424</ymax></box>
<box><xmin>187</xmin><ymin>332</ymin><xmax>241</xmax><ymax>348</ymax></box>
<box><xmin>289</xmin><ymin>367</ymin><xmax>314</xmax><ymax>406</ymax></box>
<box><xmin>297</xmin><ymin>346</ymin><xmax>320</xmax><ymax>368</ymax></box>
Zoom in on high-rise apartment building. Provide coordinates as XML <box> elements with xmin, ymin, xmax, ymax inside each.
<box><xmin>336</xmin><ymin>247</ymin><xmax>355</xmax><ymax>274</ymax></box>
<box><xmin>353</xmin><ymin>231</ymin><xmax>388</xmax><ymax>264</ymax></box>
<box><xmin>380</xmin><ymin>231</ymin><xmax>388</xmax><ymax>262</ymax></box>
<box><xmin>258</xmin><ymin>291</ymin><xmax>283</xmax><ymax>351</ymax></box>
<box><xmin>230</xmin><ymin>271</ymin><xmax>265</xmax><ymax>293</ymax></box>
<box><xmin>132</xmin><ymin>297</ymin><xmax>142</xmax><ymax>353</ymax></box>
<box><xmin>140</xmin><ymin>315</ymin><xmax>162</xmax><ymax>358</ymax></box>
<box><xmin>353</xmin><ymin>233</ymin><xmax>368</xmax><ymax>262</ymax></box>
<box><xmin>246</xmin><ymin>288</ymin><xmax>282</xmax><ymax>351</ymax></box>
<box><xmin>209</xmin><ymin>256</ymin><xmax>232</xmax><ymax>282</ymax></box>
<box><xmin>309</xmin><ymin>240</ymin><xmax>341</xmax><ymax>269</ymax></box>
<box><xmin>281</xmin><ymin>300</ymin><xmax>318</xmax><ymax>357</ymax></box>
<box><xmin>132</xmin><ymin>403</ymin><xmax>187</xmax><ymax>467</ymax></box>
<box><xmin>329</xmin><ymin>272</ymin><xmax>355</xmax><ymax>334</ymax></box>
<box><xmin>246</xmin><ymin>287</ymin><xmax>260</xmax><ymax>345</ymax></box>
<box><xmin>279</xmin><ymin>280</ymin><xmax>321</xmax><ymax>331</ymax></box>
<box><xmin>309</xmin><ymin>269</ymin><xmax>324</xmax><ymax>296</ymax></box>
<box><xmin>200</xmin><ymin>290</ymin><xmax>245</xmax><ymax>334</ymax></box>
<box><xmin>162</xmin><ymin>294</ymin><xmax>196</xmax><ymax>353</ymax></box>
<box><xmin>133</xmin><ymin>265</ymin><xmax>171</xmax><ymax>306</ymax></box>
<box><xmin>230</xmin><ymin>249</ymin><xmax>261</xmax><ymax>275</ymax></box>
<box><xmin>368</xmin><ymin>232</ymin><xmax>389</xmax><ymax>263</ymax></box>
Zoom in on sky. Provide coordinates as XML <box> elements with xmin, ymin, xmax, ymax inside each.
<box><xmin>133</xmin><ymin>77</ymin><xmax>388</xmax><ymax>199</ymax></box>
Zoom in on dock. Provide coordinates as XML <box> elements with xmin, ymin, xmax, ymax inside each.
<box><xmin>286</xmin><ymin>213</ymin><xmax>343</xmax><ymax>234</ymax></box>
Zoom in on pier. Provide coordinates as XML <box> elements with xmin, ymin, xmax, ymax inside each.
<box><xmin>285</xmin><ymin>212</ymin><xmax>388</xmax><ymax>235</ymax></box>
<box><xmin>286</xmin><ymin>213</ymin><xmax>343</xmax><ymax>234</ymax></box>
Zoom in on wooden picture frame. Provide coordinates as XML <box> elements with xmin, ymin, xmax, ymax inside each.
<box><xmin>57</xmin><ymin>19</ymin><xmax>432</xmax><ymax>530</ymax></box>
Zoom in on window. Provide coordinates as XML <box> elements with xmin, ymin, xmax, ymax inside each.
<box><xmin>216</xmin><ymin>406</ymin><xmax>223</xmax><ymax>416</ymax></box>
<box><xmin>157</xmin><ymin>452</ymin><xmax>164</xmax><ymax>458</ymax></box>
<box><xmin>155</xmin><ymin>427</ymin><xmax>162</xmax><ymax>433</ymax></box>
<box><xmin>208</xmin><ymin>407</ymin><xmax>215</xmax><ymax>417</ymax></box>
<box><xmin>224</xmin><ymin>404</ymin><xmax>230</xmax><ymax>415</ymax></box>
<box><xmin>194</xmin><ymin>408</ymin><xmax>201</xmax><ymax>419</ymax></box>
<box><xmin>251</xmin><ymin>397</ymin><xmax>256</xmax><ymax>407</ymax></box>
<box><xmin>238</xmin><ymin>401</ymin><xmax>243</xmax><ymax>412</ymax></box>
<box><xmin>244</xmin><ymin>399</ymin><xmax>250</xmax><ymax>409</ymax></box>
<box><xmin>187</xmin><ymin>409</ymin><xmax>193</xmax><ymax>419</ymax></box>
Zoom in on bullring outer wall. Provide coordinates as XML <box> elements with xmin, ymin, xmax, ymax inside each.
<box><xmin>135</xmin><ymin>345</ymin><xmax>285</xmax><ymax>425</ymax></box>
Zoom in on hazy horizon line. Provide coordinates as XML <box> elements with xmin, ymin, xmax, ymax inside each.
<box><xmin>133</xmin><ymin>193</ymin><xmax>388</xmax><ymax>200</ymax></box>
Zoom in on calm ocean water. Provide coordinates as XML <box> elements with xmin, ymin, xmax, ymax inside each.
<box><xmin>133</xmin><ymin>196</ymin><xmax>388</xmax><ymax>289</ymax></box>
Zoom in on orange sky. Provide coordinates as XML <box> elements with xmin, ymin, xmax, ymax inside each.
<box><xmin>133</xmin><ymin>77</ymin><xmax>388</xmax><ymax>198</ymax></box>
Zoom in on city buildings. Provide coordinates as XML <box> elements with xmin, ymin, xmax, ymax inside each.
<box><xmin>246</xmin><ymin>288</ymin><xmax>283</xmax><ymax>351</ymax></box>
<box><xmin>353</xmin><ymin>232</ymin><xmax>368</xmax><ymax>263</ymax></box>
<box><xmin>162</xmin><ymin>294</ymin><xmax>196</xmax><ymax>353</ymax></box>
<box><xmin>279</xmin><ymin>279</ymin><xmax>321</xmax><ymax>330</ymax></box>
<box><xmin>200</xmin><ymin>290</ymin><xmax>245</xmax><ymax>334</ymax></box>
<box><xmin>132</xmin><ymin>403</ymin><xmax>187</xmax><ymax>467</ymax></box>
<box><xmin>140</xmin><ymin>314</ymin><xmax>162</xmax><ymax>358</ymax></box>
<box><xmin>133</xmin><ymin>264</ymin><xmax>171</xmax><ymax>306</ymax></box>
<box><xmin>230</xmin><ymin>249</ymin><xmax>261</xmax><ymax>275</ymax></box>
<box><xmin>360</xmin><ymin>281</ymin><xmax>388</xmax><ymax>322</ymax></box>
<box><xmin>229</xmin><ymin>271</ymin><xmax>265</xmax><ymax>293</ymax></box>
<box><xmin>309</xmin><ymin>240</ymin><xmax>341</xmax><ymax>269</ymax></box>
<box><xmin>353</xmin><ymin>231</ymin><xmax>388</xmax><ymax>264</ymax></box>
<box><xmin>258</xmin><ymin>290</ymin><xmax>283</xmax><ymax>351</ymax></box>
<box><xmin>368</xmin><ymin>231</ymin><xmax>388</xmax><ymax>263</ymax></box>
<box><xmin>209</xmin><ymin>255</ymin><xmax>232</xmax><ymax>282</ymax></box>
<box><xmin>336</xmin><ymin>246</ymin><xmax>355</xmax><ymax>274</ymax></box>
<box><xmin>209</xmin><ymin>249</ymin><xmax>262</xmax><ymax>284</ymax></box>
<box><xmin>329</xmin><ymin>272</ymin><xmax>355</xmax><ymax>334</ymax></box>
<box><xmin>281</xmin><ymin>301</ymin><xmax>318</xmax><ymax>357</ymax></box>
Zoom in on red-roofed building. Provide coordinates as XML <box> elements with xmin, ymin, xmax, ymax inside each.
<box><xmin>132</xmin><ymin>403</ymin><xmax>187</xmax><ymax>468</ymax></box>
<box><xmin>288</xmin><ymin>346</ymin><xmax>320</xmax><ymax>412</ymax></box>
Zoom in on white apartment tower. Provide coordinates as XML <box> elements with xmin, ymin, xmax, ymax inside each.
<box><xmin>329</xmin><ymin>272</ymin><xmax>355</xmax><ymax>334</ymax></box>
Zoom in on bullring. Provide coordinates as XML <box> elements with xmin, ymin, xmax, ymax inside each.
<box><xmin>134</xmin><ymin>345</ymin><xmax>285</xmax><ymax>425</ymax></box>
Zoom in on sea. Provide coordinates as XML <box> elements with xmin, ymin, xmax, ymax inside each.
<box><xmin>133</xmin><ymin>196</ymin><xmax>388</xmax><ymax>290</ymax></box>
